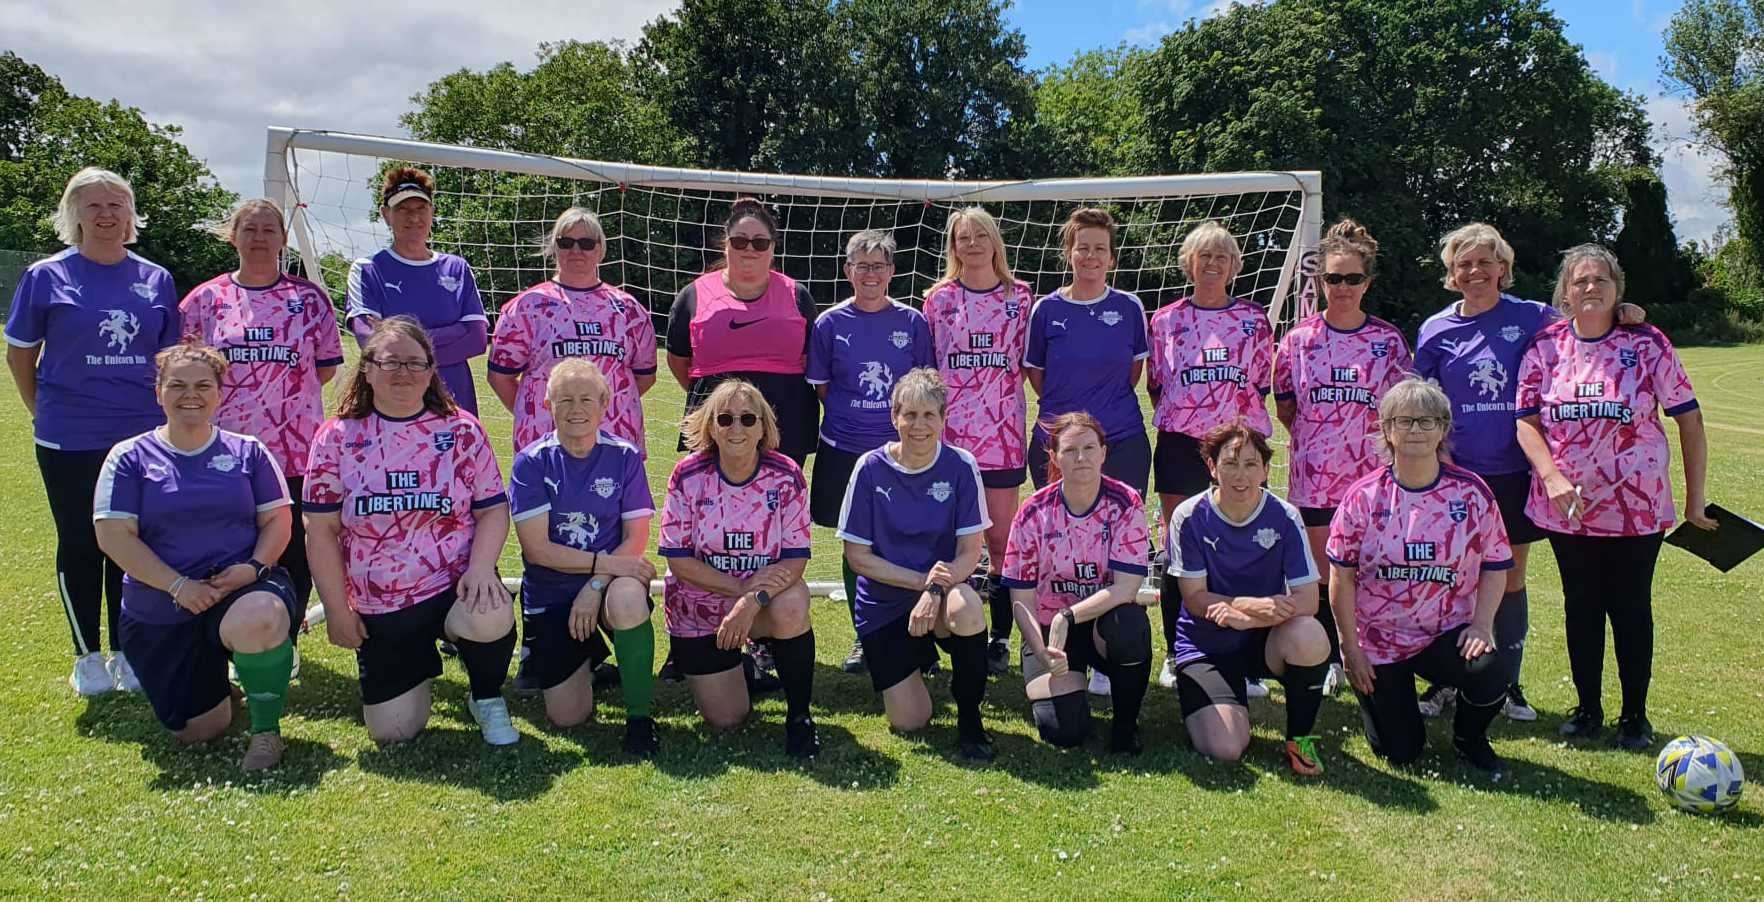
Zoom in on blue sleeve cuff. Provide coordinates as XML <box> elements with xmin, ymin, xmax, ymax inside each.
<box><xmin>1481</xmin><ymin>558</ymin><xmax>1515</xmax><ymax>572</ymax></box>
<box><xmin>633</xmin><ymin>366</ymin><xmax>658</xmax><ymax>376</ymax></box>
<box><xmin>1664</xmin><ymin>399</ymin><xmax>1699</xmax><ymax>417</ymax></box>
<box><xmin>1110</xmin><ymin>560</ymin><xmax>1149</xmax><ymax>576</ymax></box>
<box><xmin>1256</xmin><ymin>385</ymin><xmax>1271</xmax><ymax>397</ymax></box>
<box><xmin>1514</xmin><ymin>406</ymin><xmax>1539</xmax><ymax>418</ymax></box>
<box><xmin>780</xmin><ymin>548</ymin><xmax>812</xmax><ymax>559</ymax></box>
<box><xmin>658</xmin><ymin>546</ymin><xmax>695</xmax><ymax>558</ymax></box>
<box><xmin>1326</xmin><ymin>554</ymin><xmax>1356</xmax><ymax>569</ymax></box>
<box><xmin>471</xmin><ymin>492</ymin><xmax>508</xmax><ymax>510</ymax></box>
<box><xmin>487</xmin><ymin>361</ymin><xmax>524</xmax><ymax>375</ymax></box>
<box><xmin>999</xmin><ymin>576</ymin><xmax>1037</xmax><ymax>590</ymax></box>
<box><xmin>304</xmin><ymin>501</ymin><xmax>342</xmax><ymax>513</ymax></box>
<box><xmin>316</xmin><ymin>356</ymin><xmax>346</xmax><ymax>367</ymax></box>
<box><xmin>1273</xmin><ymin>391</ymin><xmax>1296</xmax><ymax>401</ymax></box>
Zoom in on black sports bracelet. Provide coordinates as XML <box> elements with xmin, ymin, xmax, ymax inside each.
<box><xmin>756</xmin><ymin>589</ymin><xmax>772</xmax><ymax>608</ymax></box>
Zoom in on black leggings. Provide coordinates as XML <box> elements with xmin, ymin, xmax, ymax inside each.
<box><xmin>37</xmin><ymin>444</ymin><xmax>125</xmax><ymax>656</ymax></box>
<box><xmin>1546</xmin><ymin>531</ymin><xmax>1664</xmax><ymax>720</ymax></box>
<box><xmin>280</xmin><ymin>476</ymin><xmax>313</xmax><ymax>606</ymax></box>
<box><xmin>1352</xmin><ymin>625</ymin><xmax>1506</xmax><ymax>764</ymax></box>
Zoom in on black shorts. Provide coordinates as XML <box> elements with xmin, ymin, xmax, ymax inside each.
<box><xmin>860</xmin><ymin>613</ymin><xmax>959</xmax><ymax>692</ymax></box>
<box><xmin>119</xmin><ymin>568</ymin><xmax>300</xmax><ymax>731</ymax></box>
<box><xmin>523</xmin><ymin>603</ymin><xmax>612</xmax><ymax>691</ymax></box>
<box><xmin>981</xmin><ymin>466</ymin><xmax>1027</xmax><ymax>490</ymax></box>
<box><xmin>1480</xmin><ymin>470</ymin><xmax>1545</xmax><ymax>546</ymax></box>
<box><xmin>810</xmin><ymin>441</ymin><xmax>865</xmax><ymax>527</ymax></box>
<box><xmin>1174</xmin><ymin>632</ymin><xmax>1273</xmax><ymax>718</ymax></box>
<box><xmin>357</xmin><ymin>588</ymin><xmax>456</xmax><ymax>706</ymax></box>
<box><xmin>1298</xmin><ymin>506</ymin><xmax>1336</xmax><ymax>529</ymax></box>
<box><xmin>1028</xmin><ymin>429</ymin><xmax>1153</xmax><ymax>499</ymax></box>
<box><xmin>1154</xmin><ymin>430</ymin><xmax>1213</xmax><ymax>497</ymax></box>
<box><xmin>669</xmin><ymin>632</ymin><xmax>745</xmax><ymax>677</ymax></box>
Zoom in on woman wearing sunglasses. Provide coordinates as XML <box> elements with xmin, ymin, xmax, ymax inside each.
<box><xmin>1272</xmin><ymin>219</ymin><xmax>1411</xmax><ymax>695</ymax></box>
<box><xmin>658</xmin><ymin>379</ymin><xmax>819</xmax><ymax>757</ymax></box>
<box><xmin>666</xmin><ymin>197</ymin><xmax>818</xmax><ymax>466</ymax></box>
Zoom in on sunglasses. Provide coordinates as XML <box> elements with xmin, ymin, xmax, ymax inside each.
<box><xmin>716</xmin><ymin>412</ymin><xmax>760</xmax><ymax>428</ymax></box>
<box><xmin>556</xmin><ymin>236</ymin><xmax>600</xmax><ymax>251</ymax></box>
<box><xmin>728</xmin><ymin>236</ymin><xmax>774</xmax><ymax>252</ymax></box>
<box><xmin>1322</xmin><ymin>272</ymin><xmax>1370</xmax><ymax>286</ymax></box>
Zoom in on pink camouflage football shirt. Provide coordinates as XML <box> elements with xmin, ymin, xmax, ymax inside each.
<box><xmin>1274</xmin><ymin>314</ymin><xmax>1413</xmax><ymax>508</ymax></box>
<box><xmin>488</xmin><ymin>281</ymin><xmax>657</xmax><ymax>454</ymax></box>
<box><xmin>923</xmin><ymin>279</ymin><xmax>1032</xmax><ymax>471</ymax></box>
<box><xmin>1326</xmin><ymin>465</ymin><xmax>1513</xmax><ymax>665</ymax></box>
<box><xmin>179</xmin><ymin>274</ymin><xmax>345</xmax><ymax>476</ymax></box>
<box><xmin>1516</xmin><ymin>321</ymin><xmax>1699</xmax><ymax>537</ymax></box>
<box><xmin>657</xmin><ymin>450</ymin><xmax>811</xmax><ymax>638</ymax></box>
<box><xmin>1148</xmin><ymin>297</ymin><xmax>1274</xmax><ymax>438</ymax></box>
<box><xmin>1001</xmin><ymin>476</ymin><xmax>1151</xmax><ymax>625</ymax></box>
<box><xmin>303</xmin><ymin>410</ymin><xmax>507</xmax><ymax>614</ymax></box>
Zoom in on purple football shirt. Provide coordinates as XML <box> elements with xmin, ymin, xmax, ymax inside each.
<box><xmin>806</xmin><ymin>299</ymin><xmax>935</xmax><ymax>451</ymax></box>
<box><xmin>1414</xmin><ymin>295</ymin><xmax>1559</xmax><ymax>475</ymax></box>
<box><xmin>509</xmin><ymin>431</ymin><xmax>655</xmax><ymax>611</ymax></box>
<box><xmin>1024</xmin><ymin>287</ymin><xmax>1150</xmax><ymax>443</ymax></box>
<box><xmin>1165</xmin><ymin>489</ymin><xmax>1318</xmax><ymax>664</ymax></box>
<box><xmin>346</xmin><ymin>249</ymin><xmax>488</xmax><ymax>414</ymax></box>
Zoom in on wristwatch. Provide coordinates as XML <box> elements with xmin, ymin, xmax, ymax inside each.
<box><xmin>248</xmin><ymin>559</ymin><xmax>271</xmax><ymax>581</ymax></box>
<box><xmin>589</xmin><ymin>575</ymin><xmax>609</xmax><ymax>593</ymax></box>
<box><xmin>755</xmin><ymin>589</ymin><xmax>773</xmax><ymax>608</ymax></box>
<box><xmin>1058</xmin><ymin>607</ymin><xmax>1077</xmax><ymax>628</ymax></box>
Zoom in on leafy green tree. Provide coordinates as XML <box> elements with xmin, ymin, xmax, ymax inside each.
<box><xmin>0</xmin><ymin>52</ymin><xmax>236</xmax><ymax>293</ymax></box>
<box><xmin>1663</xmin><ymin>0</ymin><xmax>1764</xmax><ymax>269</ymax></box>
<box><xmin>1030</xmin><ymin>45</ymin><xmax>1153</xmax><ymax>178</ymax></box>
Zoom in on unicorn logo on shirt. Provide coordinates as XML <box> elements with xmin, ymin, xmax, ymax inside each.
<box><xmin>432</xmin><ymin>431</ymin><xmax>456</xmax><ymax>452</ymax></box>
<box><xmin>1100</xmin><ymin>310</ymin><xmax>1122</xmax><ymax>327</ymax></box>
<box><xmin>890</xmin><ymin>331</ymin><xmax>910</xmax><ymax>349</ymax></box>
<box><xmin>384</xmin><ymin>281</ymin><xmax>403</xmax><ymax>294</ymax></box>
<box><xmin>130</xmin><ymin>281</ymin><xmax>157</xmax><ymax>301</ymax></box>
<box><xmin>1500</xmin><ymin>325</ymin><xmax>1525</xmax><ymax>343</ymax></box>
<box><xmin>593</xmin><ymin>477</ymin><xmax>618</xmax><ymax>499</ymax></box>
<box><xmin>439</xmin><ymin>275</ymin><xmax>462</xmax><ymax>293</ymax></box>
<box><xmin>98</xmin><ymin>310</ymin><xmax>140</xmax><ymax>351</ymax></box>
<box><xmin>557</xmin><ymin>512</ymin><xmax>598</xmax><ymax>549</ymax></box>
<box><xmin>207</xmin><ymin>454</ymin><xmax>238</xmax><ymax>473</ymax></box>
<box><xmin>1619</xmin><ymin>348</ymin><xmax>1638</xmax><ymax>369</ymax></box>
<box><xmin>929</xmin><ymin>481</ymin><xmax>952</xmax><ymax>503</ymax></box>
<box><xmin>1253</xmin><ymin>527</ymin><xmax>1279</xmax><ymax>550</ymax></box>
<box><xmin>1448</xmin><ymin>499</ymin><xmax>1468</xmax><ymax>523</ymax></box>
<box><xmin>1469</xmin><ymin>358</ymin><xmax>1507</xmax><ymax>400</ymax></box>
<box><xmin>859</xmin><ymin>361</ymin><xmax>894</xmax><ymax>401</ymax></box>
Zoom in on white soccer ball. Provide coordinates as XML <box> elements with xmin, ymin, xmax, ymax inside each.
<box><xmin>1655</xmin><ymin>734</ymin><xmax>1745</xmax><ymax>814</ymax></box>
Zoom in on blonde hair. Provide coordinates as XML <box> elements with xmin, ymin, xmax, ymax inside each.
<box><xmin>1177</xmin><ymin>221</ymin><xmax>1243</xmax><ymax>283</ymax></box>
<box><xmin>680</xmin><ymin>379</ymin><xmax>779</xmax><ymax>454</ymax></box>
<box><xmin>1551</xmin><ymin>244</ymin><xmax>1626</xmax><ymax>313</ymax></box>
<box><xmin>154</xmin><ymin>342</ymin><xmax>228</xmax><ymax>387</ymax></box>
<box><xmin>1439</xmin><ymin>223</ymin><xmax>1516</xmax><ymax>291</ymax></box>
<box><xmin>213</xmin><ymin>198</ymin><xmax>286</xmax><ymax>245</ymax></box>
<box><xmin>54</xmin><ymin>167</ymin><xmax>143</xmax><ymax>246</ymax></box>
<box><xmin>546</xmin><ymin>357</ymin><xmax>610</xmax><ymax>401</ymax></box>
<box><xmin>542</xmin><ymin>207</ymin><xmax>606</xmax><ymax>258</ymax></box>
<box><xmin>1377</xmin><ymin>376</ymin><xmax>1453</xmax><ymax>462</ymax></box>
<box><xmin>890</xmin><ymin>367</ymin><xmax>948</xmax><ymax>416</ymax></box>
<box><xmin>931</xmin><ymin>207</ymin><xmax>1016</xmax><ymax>295</ymax></box>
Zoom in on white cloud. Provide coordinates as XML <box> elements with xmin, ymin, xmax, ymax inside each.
<box><xmin>1647</xmin><ymin>94</ymin><xmax>1729</xmax><ymax>245</ymax></box>
<box><xmin>1587</xmin><ymin>50</ymin><xmax>1620</xmax><ymax>84</ymax></box>
<box><xmin>1124</xmin><ymin>21</ymin><xmax>1176</xmax><ymax>46</ymax></box>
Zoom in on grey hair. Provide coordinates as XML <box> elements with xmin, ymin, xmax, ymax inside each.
<box><xmin>1438</xmin><ymin>222</ymin><xmax>1516</xmax><ymax>291</ymax></box>
<box><xmin>844</xmin><ymin>229</ymin><xmax>896</xmax><ymax>265</ymax></box>
<box><xmin>1551</xmin><ymin>244</ymin><xmax>1626</xmax><ymax>313</ymax></box>
<box><xmin>891</xmin><ymin>367</ymin><xmax>948</xmax><ymax>416</ymax></box>
<box><xmin>541</xmin><ymin>207</ymin><xmax>606</xmax><ymax>258</ymax></box>
<box><xmin>53</xmin><ymin>167</ymin><xmax>144</xmax><ymax>246</ymax></box>
<box><xmin>1377</xmin><ymin>375</ymin><xmax>1453</xmax><ymax>462</ymax></box>
<box><xmin>1177</xmin><ymin>220</ymin><xmax>1243</xmax><ymax>283</ymax></box>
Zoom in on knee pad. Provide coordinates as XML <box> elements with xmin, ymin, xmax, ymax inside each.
<box><xmin>1031</xmin><ymin>692</ymin><xmax>1091</xmax><ymax>747</ymax></box>
<box><xmin>1097</xmin><ymin>605</ymin><xmax>1152</xmax><ymax>663</ymax></box>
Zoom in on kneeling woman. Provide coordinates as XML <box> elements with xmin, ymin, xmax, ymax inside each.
<box><xmin>658</xmin><ymin>380</ymin><xmax>819</xmax><ymax>757</ymax></box>
<box><xmin>305</xmin><ymin>317</ymin><xmax>518</xmax><ymax>746</ymax></box>
<box><xmin>510</xmin><ymin>359</ymin><xmax>661</xmax><ymax>756</ymax></box>
<box><xmin>1003</xmin><ymin>413</ymin><xmax>1153</xmax><ymax>754</ymax></box>
<box><xmin>1328</xmin><ymin>376</ymin><xmax>1513</xmax><ymax>776</ymax></box>
<box><xmin>1166</xmin><ymin>423</ymin><xmax>1330</xmax><ymax>774</ymax></box>
<box><xmin>838</xmin><ymin>368</ymin><xmax>995</xmax><ymax>761</ymax></box>
<box><xmin>95</xmin><ymin>344</ymin><xmax>299</xmax><ymax>771</ymax></box>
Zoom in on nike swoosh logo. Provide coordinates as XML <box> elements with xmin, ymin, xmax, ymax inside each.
<box><xmin>730</xmin><ymin>319</ymin><xmax>765</xmax><ymax>330</ymax></box>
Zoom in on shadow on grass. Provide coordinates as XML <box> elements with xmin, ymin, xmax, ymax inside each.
<box><xmin>354</xmin><ymin>689</ymin><xmax>588</xmax><ymax>802</ymax></box>
<box><xmin>75</xmin><ymin>692</ymin><xmax>347</xmax><ymax>793</ymax></box>
<box><xmin>650</xmin><ymin>719</ymin><xmax>901</xmax><ymax>790</ymax></box>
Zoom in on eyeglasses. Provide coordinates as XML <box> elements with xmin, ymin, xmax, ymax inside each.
<box><xmin>847</xmin><ymin>262</ymin><xmax>892</xmax><ymax>275</ymax></box>
<box><xmin>556</xmin><ymin>236</ymin><xmax>600</xmax><ymax>251</ymax></box>
<box><xmin>728</xmin><ymin>236</ymin><xmax>774</xmax><ymax>252</ymax></box>
<box><xmin>366</xmin><ymin>358</ymin><xmax>434</xmax><ymax>373</ymax></box>
<box><xmin>1323</xmin><ymin>272</ymin><xmax>1369</xmax><ymax>286</ymax></box>
<box><xmin>715</xmin><ymin>412</ymin><xmax>760</xmax><ymax>428</ymax></box>
<box><xmin>1386</xmin><ymin>416</ymin><xmax>1443</xmax><ymax>432</ymax></box>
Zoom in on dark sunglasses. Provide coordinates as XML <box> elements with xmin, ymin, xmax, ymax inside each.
<box><xmin>1322</xmin><ymin>272</ymin><xmax>1370</xmax><ymax>286</ymax></box>
<box><xmin>556</xmin><ymin>236</ymin><xmax>600</xmax><ymax>251</ymax></box>
<box><xmin>728</xmin><ymin>236</ymin><xmax>774</xmax><ymax>252</ymax></box>
<box><xmin>716</xmin><ymin>412</ymin><xmax>760</xmax><ymax>428</ymax></box>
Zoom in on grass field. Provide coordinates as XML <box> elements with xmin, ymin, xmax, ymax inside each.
<box><xmin>1</xmin><ymin>345</ymin><xmax>1761</xmax><ymax>899</ymax></box>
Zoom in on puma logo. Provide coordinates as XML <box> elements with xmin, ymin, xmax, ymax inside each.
<box><xmin>1202</xmin><ymin>536</ymin><xmax>1220</xmax><ymax>551</ymax></box>
<box><xmin>1050</xmin><ymin>319</ymin><xmax>1067</xmax><ymax>330</ymax></box>
<box><xmin>64</xmin><ymin>284</ymin><xmax>83</xmax><ymax>297</ymax></box>
<box><xmin>874</xmin><ymin>485</ymin><xmax>893</xmax><ymax>501</ymax></box>
<box><xmin>834</xmin><ymin>334</ymin><xmax>851</xmax><ymax>346</ymax></box>
<box><xmin>384</xmin><ymin>281</ymin><xmax>403</xmax><ymax>294</ymax></box>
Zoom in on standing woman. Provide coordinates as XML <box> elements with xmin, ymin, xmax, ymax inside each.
<box><xmin>1516</xmin><ymin>245</ymin><xmax>1713</xmax><ymax>750</ymax></box>
<box><xmin>1273</xmin><ymin>219</ymin><xmax>1412</xmax><ymax>692</ymax></box>
<box><xmin>1002</xmin><ymin>413</ymin><xmax>1153</xmax><ymax>754</ymax></box>
<box><xmin>837</xmin><ymin>369</ymin><xmax>995</xmax><ymax>760</ymax></box>
<box><xmin>1146</xmin><ymin>221</ymin><xmax>1274</xmax><ymax>689</ymax></box>
<box><xmin>1024</xmin><ymin>207</ymin><xmax>1152</xmax><ymax>498</ymax></box>
<box><xmin>807</xmin><ymin>229</ymin><xmax>934</xmax><ymax>673</ymax></box>
<box><xmin>666</xmin><ymin>197</ymin><xmax>818</xmax><ymax>465</ymax></box>
<box><xmin>304</xmin><ymin>317</ymin><xmax>518</xmax><ymax>746</ymax></box>
<box><xmin>488</xmin><ymin>206</ymin><xmax>658</xmax><ymax>454</ymax></box>
<box><xmin>922</xmin><ymin>207</ymin><xmax>1034</xmax><ymax>674</ymax></box>
<box><xmin>657</xmin><ymin>379</ymin><xmax>819</xmax><ymax>757</ymax></box>
<box><xmin>345</xmin><ymin>167</ymin><xmax>489</xmax><ymax>415</ymax></box>
<box><xmin>6</xmin><ymin>167</ymin><xmax>180</xmax><ymax>695</ymax></box>
<box><xmin>1328</xmin><ymin>377</ymin><xmax>1513</xmax><ymax>776</ymax></box>
<box><xmin>181</xmin><ymin>198</ymin><xmax>345</xmax><ymax>607</ymax></box>
<box><xmin>95</xmin><ymin>344</ymin><xmax>298</xmax><ymax>771</ymax></box>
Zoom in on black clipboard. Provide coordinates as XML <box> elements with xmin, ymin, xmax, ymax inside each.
<box><xmin>1665</xmin><ymin>504</ymin><xmax>1764</xmax><ymax>573</ymax></box>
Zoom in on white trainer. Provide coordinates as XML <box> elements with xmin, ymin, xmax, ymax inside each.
<box><xmin>1245</xmin><ymin>678</ymin><xmax>1270</xmax><ymax>699</ymax></box>
<box><xmin>1087</xmin><ymin>669</ymin><xmax>1112</xmax><ymax>697</ymax></box>
<box><xmin>467</xmin><ymin>696</ymin><xmax>519</xmax><ymax>746</ymax></box>
<box><xmin>1322</xmin><ymin>663</ymin><xmax>1345</xmax><ymax>696</ymax></box>
<box><xmin>1157</xmin><ymin>657</ymin><xmax>1179</xmax><ymax>689</ymax></box>
<box><xmin>108</xmin><ymin>653</ymin><xmax>142</xmax><ymax>693</ymax></box>
<box><xmin>70</xmin><ymin>652</ymin><xmax>114</xmax><ymax>696</ymax></box>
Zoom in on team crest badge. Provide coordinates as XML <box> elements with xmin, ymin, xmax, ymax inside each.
<box><xmin>1100</xmin><ymin>310</ymin><xmax>1122</xmax><ymax>327</ymax></box>
<box><xmin>432</xmin><ymin>431</ymin><xmax>456</xmax><ymax>452</ymax></box>
<box><xmin>439</xmin><ymin>275</ymin><xmax>462</xmax><ymax>293</ymax></box>
<box><xmin>890</xmin><ymin>330</ymin><xmax>910</xmax><ymax>349</ymax></box>
<box><xmin>1500</xmin><ymin>325</ymin><xmax>1524</xmax><ymax>343</ymax></box>
<box><xmin>1448</xmin><ymin>499</ymin><xmax>1468</xmax><ymax>523</ymax></box>
<box><xmin>1619</xmin><ymin>348</ymin><xmax>1638</xmax><ymax>369</ymax></box>
<box><xmin>1004</xmin><ymin>301</ymin><xmax>1020</xmax><ymax>320</ymax></box>
<box><xmin>1240</xmin><ymin>319</ymin><xmax>1258</xmax><ymax>337</ymax></box>
<box><xmin>1254</xmin><ymin>527</ymin><xmax>1279</xmax><ymax>550</ymax></box>
<box><xmin>1370</xmin><ymin>340</ymin><xmax>1389</xmax><ymax>359</ymax></box>
<box><xmin>207</xmin><ymin>454</ymin><xmax>238</xmax><ymax>473</ymax></box>
<box><xmin>593</xmin><ymin>477</ymin><xmax>618</xmax><ymax>499</ymax></box>
<box><xmin>765</xmin><ymin>488</ymin><xmax>781</xmax><ymax>511</ymax></box>
<box><xmin>1371</xmin><ymin>508</ymin><xmax>1392</xmax><ymax>528</ymax></box>
<box><xmin>130</xmin><ymin>281</ymin><xmax>157</xmax><ymax>301</ymax></box>
<box><xmin>286</xmin><ymin>297</ymin><xmax>304</xmax><ymax>314</ymax></box>
<box><xmin>929</xmin><ymin>481</ymin><xmax>952</xmax><ymax>503</ymax></box>
<box><xmin>607</xmin><ymin>294</ymin><xmax>624</xmax><ymax>313</ymax></box>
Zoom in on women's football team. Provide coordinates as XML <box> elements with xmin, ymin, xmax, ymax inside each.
<box><xmin>8</xmin><ymin>165</ymin><xmax>1713</xmax><ymax>777</ymax></box>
